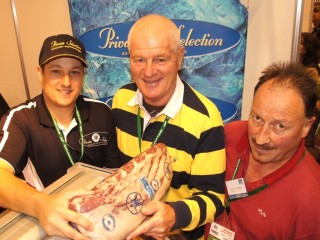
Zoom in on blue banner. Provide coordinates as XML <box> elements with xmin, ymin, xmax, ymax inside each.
<box><xmin>68</xmin><ymin>0</ymin><xmax>248</xmax><ymax>123</ymax></box>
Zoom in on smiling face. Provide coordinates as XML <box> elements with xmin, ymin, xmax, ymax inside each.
<box><xmin>128</xmin><ymin>15</ymin><xmax>184</xmax><ymax>107</ymax></box>
<box><xmin>38</xmin><ymin>57</ymin><xmax>84</xmax><ymax>113</ymax></box>
<box><xmin>248</xmin><ymin>80</ymin><xmax>314</xmax><ymax>166</ymax></box>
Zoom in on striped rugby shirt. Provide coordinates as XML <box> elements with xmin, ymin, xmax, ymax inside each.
<box><xmin>112</xmin><ymin>77</ymin><xmax>226</xmax><ymax>239</ymax></box>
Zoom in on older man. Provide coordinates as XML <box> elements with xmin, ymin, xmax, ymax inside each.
<box><xmin>206</xmin><ymin>61</ymin><xmax>320</xmax><ymax>240</ymax></box>
<box><xmin>112</xmin><ymin>14</ymin><xmax>226</xmax><ymax>240</ymax></box>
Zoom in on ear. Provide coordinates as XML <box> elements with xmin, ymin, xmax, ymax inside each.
<box><xmin>177</xmin><ymin>46</ymin><xmax>185</xmax><ymax>69</ymax></box>
<box><xmin>302</xmin><ymin>116</ymin><xmax>316</xmax><ymax>138</ymax></box>
<box><xmin>37</xmin><ymin>66</ymin><xmax>43</xmax><ymax>83</ymax></box>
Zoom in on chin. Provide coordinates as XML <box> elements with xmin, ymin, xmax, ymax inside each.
<box><xmin>251</xmin><ymin>150</ymin><xmax>270</xmax><ymax>163</ymax></box>
<box><xmin>57</xmin><ymin>101</ymin><xmax>75</xmax><ymax>107</ymax></box>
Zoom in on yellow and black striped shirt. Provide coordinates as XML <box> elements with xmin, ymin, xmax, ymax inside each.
<box><xmin>112</xmin><ymin>79</ymin><xmax>226</xmax><ymax>239</ymax></box>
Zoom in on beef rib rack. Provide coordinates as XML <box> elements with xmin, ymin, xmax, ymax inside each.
<box><xmin>68</xmin><ymin>143</ymin><xmax>173</xmax><ymax>240</ymax></box>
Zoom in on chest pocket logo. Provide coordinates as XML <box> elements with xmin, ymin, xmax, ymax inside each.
<box><xmin>82</xmin><ymin>132</ymin><xmax>109</xmax><ymax>147</ymax></box>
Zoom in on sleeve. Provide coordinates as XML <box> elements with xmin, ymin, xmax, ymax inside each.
<box><xmin>169</xmin><ymin>110</ymin><xmax>226</xmax><ymax>232</ymax></box>
<box><xmin>101</xmin><ymin>105</ymin><xmax>122</xmax><ymax>169</ymax></box>
<box><xmin>0</xmin><ymin>111</ymin><xmax>28</xmax><ymax>173</ymax></box>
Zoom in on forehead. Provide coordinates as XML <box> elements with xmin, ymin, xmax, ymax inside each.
<box><xmin>252</xmin><ymin>81</ymin><xmax>305</xmax><ymax>119</ymax></box>
<box><xmin>129</xmin><ymin>38</ymin><xmax>176</xmax><ymax>60</ymax></box>
<box><xmin>45</xmin><ymin>57</ymin><xmax>83</xmax><ymax>68</ymax></box>
<box><xmin>130</xmin><ymin>19</ymin><xmax>176</xmax><ymax>52</ymax></box>
<box><xmin>130</xmin><ymin>32</ymin><xmax>172</xmax><ymax>51</ymax></box>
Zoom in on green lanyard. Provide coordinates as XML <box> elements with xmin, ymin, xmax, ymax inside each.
<box><xmin>50</xmin><ymin>105</ymin><xmax>84</xmax><ymax>165</ymax></box>
<box><xmin>225</xmin><ymin>150</ymin><xmax>305</xmax><ymax>214</ymax></box>
<box><xmin>226</xmin><ymin>158</ymin><xmax>268</xmax><ymax>214</ymax></box>
<box><xmin>137</xmin><ymin>107</ymin><xmax>170</xmax><ymax>153</ymax></box>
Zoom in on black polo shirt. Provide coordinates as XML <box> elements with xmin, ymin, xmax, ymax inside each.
<box><xmin>0</xmin><ymin>94</ymin><xmax>120</xmax><ymax>187</ymax></box>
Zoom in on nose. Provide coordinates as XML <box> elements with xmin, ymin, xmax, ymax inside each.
<box><xmin>61</xmin><ymin>74</ymin><xmax>71</xmax><ymax>86</ymax></box>
<box><xmin>143</xmin><ymin>61</ymin><xmax>157</xmax><ymax>77</ymax></box>
<box><xmin>255</xmin><ymin>125</ymin><xmax>271</xmax><ymax>145</ymax></box>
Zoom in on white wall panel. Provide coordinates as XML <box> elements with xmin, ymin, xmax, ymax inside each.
<box><xmin>241</xmin><ymin>0</ymin><xmax>297</xmax><ymax>119</ymax></box>
<box><xmin>0</xmin><ymin>0</ymin><xmax>72</xmax><ymax>107</ymax></box>
<box><xmin>0</xmin><ymin>0</ymin><xmax>26</xmax><ymax>107</ymax></box>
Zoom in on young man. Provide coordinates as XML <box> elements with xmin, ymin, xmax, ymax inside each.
<box><xmin>112</xmin><ymin>14</ymin><xmax>226</xmax><ymax>240</ymax></box>
<box><xmin>206</xmin><ymin>61</ymin><xmax>320</xmax><ymax>239</ymax></box>
<box><xmin>0</xmin><ymin>34</ymin><xmax>120</xmax><ymax>239</ymax></box>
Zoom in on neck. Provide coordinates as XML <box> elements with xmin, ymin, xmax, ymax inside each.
<box><xmin>245</xmin><ymin>154</ymin><xmax>286</xmax><ymax>182</ymax></box>
<box><xmin>48</xmin><ymin>105</ymin><xmax>75</xmax><ymax>128</ymax></box>
<box><xmin>143</xmin><ymin>99</ymin><xmax>165</xmax><ymax>117</ymax></box>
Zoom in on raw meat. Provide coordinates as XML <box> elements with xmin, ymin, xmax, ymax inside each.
<box><xmin>68</xmin><ymin>143</ymin><xmax>173</xmax><ymax>240</ymax></box>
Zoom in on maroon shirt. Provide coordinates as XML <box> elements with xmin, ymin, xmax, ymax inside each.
<box><xmin>206</xmin><ymin>121</ymin><xmax>320</xmax><ymax>240</ymax></box>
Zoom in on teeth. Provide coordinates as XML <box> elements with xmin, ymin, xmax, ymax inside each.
<box><xmin>144</xmin><ymin>79</ymin><xmax>159</xmax><ymax>83</ymax></box>
<box><xmin>60</xmin><ymin>90</ymin><xmax>71</xmax><ymax>94</ymax></box>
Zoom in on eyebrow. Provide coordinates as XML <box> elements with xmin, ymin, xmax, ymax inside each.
<box><xmin>47</xmin><ymin>64</ymin><xmax>83</xmax><ymax>69</ymax></box>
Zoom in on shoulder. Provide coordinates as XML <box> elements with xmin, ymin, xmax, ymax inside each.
<box><xmin>286</xmin><ymin>153</ymin><xmax>320</xmax><ymax>208</ymax></box>
<box><xmin>113</xmin><ymin>82</ymin><xmax>137</xmax><ymax>105</ymax></box>
<box><xmin>77</xmin><ymin>95</ymin><xmax>111</xmax><ymax>112</ymax></box>
<box><xmin>82</xmin><ymin>96</ymin><xmax>110</xmax><ymax>108</ymax></box>
<box><xmin>77</xmin><ymin>96</ymin><xmax>113</xmax><ymax>122</ymax></box>
<box><xmin>114</xmin><ymin>82</ymin><xmax>137</xmax><ymax>96</ymax></box>
<box><xmin>225</xmin><ymin>121</ymin><xmax>247</xmax><ymax>133</ymax></box>
<box><xmin>225</xmin><ymin>120</ymin><xmax>248</xmax><ymax>143</ymax></box>
<box><xmin>0</xmin><ymin>96</ymin><xmax>41</xmax><ymax>134</ymax></box>
<box><xmin>4</xmin><ymin>96</ymin><xmax>39</xmax><ymax>118</ymax></box>
<box><xmin>303</xmin><ymin>151</ymin><xmax>320</xmax><ymax>179</ymax></box>
<box><xmin>182</xmin><ymin>81</ymin><xmax>220</xmax><ymax>117</ymax></box>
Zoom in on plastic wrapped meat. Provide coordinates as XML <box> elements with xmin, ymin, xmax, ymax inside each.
<box><xmin>68</xmin><ymin>143</ymin><xmax>173</xmax><ymax>240</ymax></box>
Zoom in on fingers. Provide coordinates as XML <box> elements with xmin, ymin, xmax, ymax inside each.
<box><xmin>141</xmin><ymin>201</ymin><xmax>160</xmax><ymax>215</ymax></box>
<box><xmin>50</xmin><ymin>210</ymin><xmax>93</xmax><ymax>240</ymax></box>
<box><xmin>66</xmin><ymin>210</ymin><xmax>95</xmax><ymax>232</ymax></box>
<box><xmin>52</xmin><ymin>220</ymin><xmax>90</xmax><ymax>240</ymax></box>
<box><xmin>126</xmin><ymin>219</ymin><xmax>155</xmax><ymax>240</ymax></box>
<box><xmin>126</xmin><ymin>201</ymin><xmax>175</xmax><ymax>240</ymax></box>
<box><xmin>125</xmin><ymin>203</ymin><xmax>160</xmax><ymax>239</ymax></box>
<box><xmin>37</xmin><ymin>192</ymin><xmax>94</xmax><ymax>240</ymax></box>
<box><xmin>126</xmin><ymin>219</ymin><xmax>167</xmax><ymax>240</ymax></box>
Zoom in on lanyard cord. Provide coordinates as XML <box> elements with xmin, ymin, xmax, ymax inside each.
<box><xmin>226</xmin><ymin>158</ymin><xmax>268</xmax><ymax>214</ymax></box>
<box><xmin>50</xmin><ymin>105</ymin><xmax>84</xmax><ymax>166</ymax></box>
<box><xmin>225</xmin><ymin>150</ymin><xmax>305</xmax><ymax>214</ymax></box>
<box><xmin>137</xmin><ymin>107</ymin><xmax>170</xmax><ymax>153</ymax></box>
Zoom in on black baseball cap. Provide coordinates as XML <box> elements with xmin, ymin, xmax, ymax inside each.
<box><xmin>39</xmin><ymin>34</ymin><xmax>87</xmax><ymax>67</ymax></box>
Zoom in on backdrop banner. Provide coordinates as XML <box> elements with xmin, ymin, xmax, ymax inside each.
<box><xmin>68</xmin><ymin>0</ymin><xmax>248</xmax><ymax>123</ymax></box>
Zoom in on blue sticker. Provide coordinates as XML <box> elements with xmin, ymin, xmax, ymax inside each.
<box><xmin>151</xmin><ymin>179</ymin><xmax>159</xmax><ymax>191</ymax></box>
<box><xmin>126</xmin><ymin>192</ymin><xmax>144</xmax><ymax>215</ymax></box>
<box><xmin>102</xmin><ymin>214</ymin><xmax>116</xmax><ymax>231</ymax></box>
<box><xmin>140</xmin><ymin>176</ymin><xmax>155</xmax><ymax>199</ymax></box>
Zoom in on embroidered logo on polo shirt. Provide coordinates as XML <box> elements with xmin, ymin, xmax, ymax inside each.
<box><xmin>258</xmin><ymin>208</ymin><xmax>267</xmax><ymax>218</ymax></box>
<box><xmin>82</xmin><ymin>132</ymin><xmax>109</xmax><ymax>147</ymax></box>
<box><xmin>92</xmin><ymin>133</ymin><xmax>100</xmax><ymax>142</ymax></box>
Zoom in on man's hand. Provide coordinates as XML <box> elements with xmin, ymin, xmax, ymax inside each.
<box><xmin>0</xmin><ymin>168</ymin><xmax>94</xmax><ymax>239</ymax></box>
<box><xmin>35</xmin><ymin>189</ymin><xmax>94</xmax><ymax>240</ymax></box>
<box><xmin>126</xmin><ymin>201</ymin><xmax>176</xmax><ymax>240</ymax></box>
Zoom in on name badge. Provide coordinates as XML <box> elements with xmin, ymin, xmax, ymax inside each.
<box><xmin>225</xmin><ymin>178</ymin><xmax>248</xmax><ymax>199</ymax></box>
<box><xmin>207</xmin><ymin>222</ymin><xmax>235</xmax><ymax>240</ymax></box>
